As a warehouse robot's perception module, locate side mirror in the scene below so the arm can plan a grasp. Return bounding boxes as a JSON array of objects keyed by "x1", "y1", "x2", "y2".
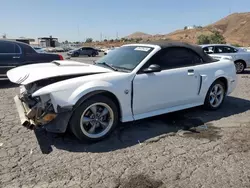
[{"x1": 143, "y1": 64, "x2": 161, "y2": 73}]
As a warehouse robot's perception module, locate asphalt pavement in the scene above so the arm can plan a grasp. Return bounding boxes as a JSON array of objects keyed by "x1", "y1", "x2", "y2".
[{"x1": 0, "y1": 56, "x2": 250, "y2": 187}]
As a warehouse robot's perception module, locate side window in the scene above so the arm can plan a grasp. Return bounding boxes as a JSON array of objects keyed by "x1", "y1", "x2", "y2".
[
  {"x1": 0, "y1": 42, "x2": 20, "y2": 54},
  {"x1": 14, "y1": 44, "x2": 21, "y2": 53},
  {"x1": 151, "y1": 47, "x2": 203, "y2": 70},
  {"x1": 86, "y1": 47, "x2": 93, "y2": 51},
  {"x1": 23, "y1": 45, "x2": 35, "y2": 54},
  {"x1": 214, "y1": 46, "x2": 237, "y2": 53},
  {"x1": 203, "y1": 46, "x2": 214, "y2": 54},
  {"x1": 227, "y1": 46, "x2": 238, "y2": 53}
]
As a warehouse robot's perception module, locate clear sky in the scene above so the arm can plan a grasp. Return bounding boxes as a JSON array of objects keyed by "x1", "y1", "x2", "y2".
[{"x1": 1, "y1": 0, "x2": 250, "y2": 42}]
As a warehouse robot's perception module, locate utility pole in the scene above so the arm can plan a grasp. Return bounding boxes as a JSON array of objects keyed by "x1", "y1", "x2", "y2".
[
  {"x1": 100, "y1": 32, "x2": 102, "y2": 41},
  {"x1": 116, "y1": 32, "x2": 118, "y2": 39},
  {"x1": 229, "y1": 3, "x2": 231, "y2": 14}
]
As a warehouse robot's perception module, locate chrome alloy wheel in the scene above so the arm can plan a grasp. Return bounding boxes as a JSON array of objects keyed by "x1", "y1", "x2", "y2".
[
  {"x1": 209, "y1": 84, "x2": 225, "y2": 108},
  {"x1": 80, "y1": 102, "x2": 114, "y2": 138},
  {"x1": 235, "y1": 62, "x2": 244, "y2": 73}
]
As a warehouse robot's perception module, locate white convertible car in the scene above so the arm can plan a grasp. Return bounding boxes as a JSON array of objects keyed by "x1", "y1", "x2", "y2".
[
  {"x1": 7, "y1": 41, "x2": 237, "y2": 142},
  {"x1": 201, "y1": 44, "x2": 250, "y2": 73}
]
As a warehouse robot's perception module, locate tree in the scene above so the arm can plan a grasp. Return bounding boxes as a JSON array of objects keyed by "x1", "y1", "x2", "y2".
[
  {"x1": 184, "y1": 26, "x2": 187, "y2": 30},
  {"x1": 197, "y1": 31, "x2": 226, "y2": 45},
  {"x1": 135, "y1": 38, "x2": 142, "y2": 43},
  {"x1": 104, "y1": 39, "x2": 108, "y2": 42},
  {"x1": 197, "y1": 34, "x2": 210, "y2": 44},
  {"x1": 85, "y1": 38, "x2": 93, "y2": 43},
  {"x1": 232, "y1": 43, "x2": 241, "y2": 47},
  {"x1": 210, "y1": 31, "x2": 226, "y2": 44}
]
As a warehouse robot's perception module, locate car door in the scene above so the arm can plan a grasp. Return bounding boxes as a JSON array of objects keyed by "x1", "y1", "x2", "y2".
[
  {"x1": 132, "y1": 47, "x2": 202, "y2": 117},
  {"x1": 0, "y1": 41, "x2": 22, "y2": 79},
  {"x1": 85, "y1": 47, "x2": 92, "y2": 56},
  {"x1": 79, "y1": 47, "x2": 87, "y2": 56}
]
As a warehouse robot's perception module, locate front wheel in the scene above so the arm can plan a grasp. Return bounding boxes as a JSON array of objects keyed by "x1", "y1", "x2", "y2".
[
  {"x1": 74, "y1": 52, "x2": 79, "y2": 57},
  {"x1": 69, "y1": 95, "x2": 119, "y2": 142},
  {"x1": 204, "y1": 80, "x2": 226, "y2": 110}
]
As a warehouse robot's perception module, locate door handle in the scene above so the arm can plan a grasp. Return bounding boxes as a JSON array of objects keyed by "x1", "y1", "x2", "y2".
[
  {"x1": 13, "y1": 56, "x2": 20, "y2": 59},
  {"x1": 187, "y1": 69, "x2": 194, "y2": 76}
]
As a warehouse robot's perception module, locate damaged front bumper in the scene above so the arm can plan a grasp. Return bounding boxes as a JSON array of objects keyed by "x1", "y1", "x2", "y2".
[
  {"x1": 14, "y1": 95, "x2": 36, "y2": 129},
  {"x1": 14, "y1": 95, "x2": 72, "y2": 133}
]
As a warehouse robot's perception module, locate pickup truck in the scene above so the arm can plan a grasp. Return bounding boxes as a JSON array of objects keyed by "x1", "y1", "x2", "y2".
[{"x1": 0, "y1": 40, "x2": 63, "y2": 80}]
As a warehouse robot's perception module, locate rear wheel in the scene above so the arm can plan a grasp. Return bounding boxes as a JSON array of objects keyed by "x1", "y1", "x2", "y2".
[
  {"x1": 69, "y1": 95, "x2": 119, "y2": 142},
  {"x1": 204, "y1": 80, "x2": 226, "y2": 110},
  {"x1": 235, "y1": 61, "x2": 245, "y2": 73}
]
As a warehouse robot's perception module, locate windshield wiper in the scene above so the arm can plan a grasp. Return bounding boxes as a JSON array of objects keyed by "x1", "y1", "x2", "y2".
[{"x1": 97, "y1": 62, "x2": 118, "y2": 71}]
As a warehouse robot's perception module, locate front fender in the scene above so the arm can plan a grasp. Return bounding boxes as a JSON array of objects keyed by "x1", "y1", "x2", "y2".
[{"x1": 67, "y1": 80, "x2": 114, "y2": 105}]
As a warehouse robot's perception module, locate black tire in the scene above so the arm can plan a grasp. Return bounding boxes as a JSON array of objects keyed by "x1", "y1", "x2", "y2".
[
  {"x1": 234, "y1": 61, "x2": 245, "y2": 74},
  {"x1": 69, "y1": 95, "x2": 119, "y2": 142},
  {"x1": 92, "y1": 53, "x2": 96, "y2": 57},
  {"x1": 74, "y1": 52, "x2": 79, "y2": 57},
  {"x1": 203, "y1": 80, "x2": 226, "y2": 110}
]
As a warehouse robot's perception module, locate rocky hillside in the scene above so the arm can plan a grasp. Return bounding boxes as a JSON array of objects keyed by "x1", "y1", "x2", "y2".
[{"x1": 125, "y1": 12, "x2": 250, "y2": 46}]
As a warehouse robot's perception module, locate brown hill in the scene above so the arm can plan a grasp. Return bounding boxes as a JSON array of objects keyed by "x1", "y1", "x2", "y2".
[
  {"x1": 125, "y1": 12, "x2": 250, "y2": 46},
  {"x1": 165, "y1": 12, "x2": 250, "y2": 46},
  {"x1": 125, "y1": 32, "x2": 152, "y2": 39},
  {"x1": 208, "y1": 12, "x2": 250, "y2": 45}
]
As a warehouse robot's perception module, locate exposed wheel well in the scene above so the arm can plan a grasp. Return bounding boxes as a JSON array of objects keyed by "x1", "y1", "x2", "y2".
[
  {"x1": 73, "y1": 90, "x2": 122, "y2": 119},
  {"x1": 235, "y1": 59, "x2": 246, "y2": 68},
  {"x1": 215, "y1": 77, "x2": 228, "y2": 94}
]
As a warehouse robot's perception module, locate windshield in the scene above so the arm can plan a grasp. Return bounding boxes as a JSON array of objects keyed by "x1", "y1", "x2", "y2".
[{"x1": 95, "y1": 46, "x2": 154, "y2": 71}]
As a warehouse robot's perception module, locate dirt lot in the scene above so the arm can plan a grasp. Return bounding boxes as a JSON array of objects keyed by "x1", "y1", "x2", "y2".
[{"x1": 0, "y1": 67, "x2": 250, "y2": 188}]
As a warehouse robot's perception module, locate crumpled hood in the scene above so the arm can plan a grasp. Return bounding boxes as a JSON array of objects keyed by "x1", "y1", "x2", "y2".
[{"x1": 7, "y1": 60, "x2": 113, "y2": 85}]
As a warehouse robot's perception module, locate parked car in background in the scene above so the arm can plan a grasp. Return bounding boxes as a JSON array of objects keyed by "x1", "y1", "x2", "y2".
[
  {"x1": 8, "y1": 41, "x2": 236, "y2": 142},
  {"x1": 67, "y1": 47, "x2": 99, "y2": 57},
  {"x1": 62, "y1": 46, "x2": 76, "y2": 52},
  {"x1": 54, "y1": 47, "x2": 65, "y2": 52},
  {"x1": 33, "y1": 47, "x2": 47, "y2": 53},
  {"x1": 0, "y1": 40, "x2": 63, "y2": 80},
  {"x1": 201, "y1": 44, "x2": 250, "y2": 73},
  {"x1": 45, "y1": 47, "x2": 57, "y2": 53}
]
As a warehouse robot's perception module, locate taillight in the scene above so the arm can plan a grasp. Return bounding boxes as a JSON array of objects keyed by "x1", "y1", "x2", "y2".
[{"x1": 59, "y1": 54, "x2": 64, "y2": 60}]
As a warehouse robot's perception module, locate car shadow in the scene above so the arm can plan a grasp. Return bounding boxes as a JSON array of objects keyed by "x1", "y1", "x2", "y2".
[
  {"x1": 241, "y1": 69, "x2": 250, "y2": 75},
  {"x1": 0, "y1": 80, "x2": 18, "y2": 89},
  {"x1": 34, "y1": 96, "x2": 250, "y2": 154}
]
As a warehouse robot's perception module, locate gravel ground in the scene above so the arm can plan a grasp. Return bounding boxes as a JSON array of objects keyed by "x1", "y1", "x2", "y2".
[{"x1": 0, "y1": 66, "x2": 250, "y2": 188}]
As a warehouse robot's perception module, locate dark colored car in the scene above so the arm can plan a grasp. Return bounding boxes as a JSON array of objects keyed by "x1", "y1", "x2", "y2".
[
  {"x1": 67, "y1": 47, "x2": 99, "y2": 57},
  {"x1": 0, "y1": 40, "x2": 63, "y2": 80}
]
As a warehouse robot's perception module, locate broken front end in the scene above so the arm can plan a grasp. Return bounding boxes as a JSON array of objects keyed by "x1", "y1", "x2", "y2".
[{"x1": 14, "y1": 83, "x2": 72, "y2": 133}]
